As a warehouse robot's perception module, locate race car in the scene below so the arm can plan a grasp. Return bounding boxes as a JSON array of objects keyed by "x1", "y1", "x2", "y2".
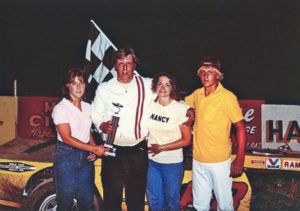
[{"x1": 0, "y1": 138, "x2": 252, "y2": 211}]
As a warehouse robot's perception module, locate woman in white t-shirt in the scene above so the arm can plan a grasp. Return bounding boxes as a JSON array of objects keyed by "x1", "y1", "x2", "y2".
[
  {"x1": 146, "y1": 72, "x2": 192, "y2": 211},
  {"x1": 52, "y1": 68, "x2": 106, "y2": 211}
]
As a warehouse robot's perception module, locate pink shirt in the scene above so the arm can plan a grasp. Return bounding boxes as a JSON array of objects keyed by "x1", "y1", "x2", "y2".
[{"x1": 52, "y1": 98, "x2": 92, "y2": 143}]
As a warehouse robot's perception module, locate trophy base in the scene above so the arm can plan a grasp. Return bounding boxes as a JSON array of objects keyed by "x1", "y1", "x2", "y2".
[
  {"x1": 105, "y1": 151, "x2": 116, "y2": 157},
  {"x1": 104, "y1": 144, "x2": 116, "y2": 157}
]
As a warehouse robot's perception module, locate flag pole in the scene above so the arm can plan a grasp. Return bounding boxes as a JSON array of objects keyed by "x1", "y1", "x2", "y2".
[
  {"x1": 90, "y1": 20, "x2": 118, "y2": 51},
  {"x1": 13, "y1": 79, "x2": 18, "y2": 138},
  {"x1": 14, "y1": 79, "x2": 17, "y2": 97}
]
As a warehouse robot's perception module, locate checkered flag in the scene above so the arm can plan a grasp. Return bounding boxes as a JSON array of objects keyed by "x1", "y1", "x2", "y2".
[{"x1": 85, "y1": 20, "x2": 118, "y2": 102}]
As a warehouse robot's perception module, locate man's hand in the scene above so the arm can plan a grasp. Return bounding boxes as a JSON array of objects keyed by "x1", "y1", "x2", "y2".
[
  {"x1": 100, "y1": 121, "x2": 113, "y2": 133},
  {"x1": 87, "y1": 153, "x2": 97, "y2": 161},
  {"x1": 231, "y1": 120, "x2": 246, "y2": 177},
  {"x1": 183, "y1": 108, "x2": 195, "y2": 127},
  {"x1": 230, "y1": 157, "x2": 244, "y2": 177}
]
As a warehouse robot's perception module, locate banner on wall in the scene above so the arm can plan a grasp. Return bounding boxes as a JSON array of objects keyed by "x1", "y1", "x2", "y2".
[
  {"x1": 14, "y1": 97, "x2": 300, "y2": 150},
  {"x1": 231, "y1": 100, "x2": 265, "y2": 151},
  {"x1": 0, "y1": 97, "x2": 17, "y2": 145},
  {"x1": 17, "y1": 96, "x2": 60, "y2": 140},
  {"x1": 262, "y1": 104, "x2": 300, "y2": 151}
]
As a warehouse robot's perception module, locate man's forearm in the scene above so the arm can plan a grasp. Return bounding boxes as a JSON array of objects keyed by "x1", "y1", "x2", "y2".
[{"x1": 235, "y1": 120, "x2": 246, "y2": 160}]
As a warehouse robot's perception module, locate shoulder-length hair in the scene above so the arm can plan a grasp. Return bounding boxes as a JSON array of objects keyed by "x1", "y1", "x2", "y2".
[
  {"x1": 61, "y1": 68, "x2": 88, "y2": 101},
  {"x1": 151, "y1": 72, "x2": 180, "y2": 101}
]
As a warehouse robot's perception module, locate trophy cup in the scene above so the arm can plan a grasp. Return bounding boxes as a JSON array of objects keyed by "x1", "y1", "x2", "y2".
[{"x1": 104, "y1": 103, "x2": 123, "y2": 157}]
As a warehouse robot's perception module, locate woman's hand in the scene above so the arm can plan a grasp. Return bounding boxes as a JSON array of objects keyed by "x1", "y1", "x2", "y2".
[
  {"x1": 87, "y1": 135, "x2": 98, "y2": 161},
  {"x1": 87, "y1": 153, "x2": 97, "y2": 161},
  {"x1": 149, "y1": 144, "x2": 163, "y2": 157},
  {"x1": 92, "y1": 145, "x2": 107, "y2": 156}
]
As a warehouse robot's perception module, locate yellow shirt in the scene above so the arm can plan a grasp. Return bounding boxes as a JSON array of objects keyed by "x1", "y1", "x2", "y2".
[{"x1": 185, "y1": 83, "x2": 243, "y2": 163}]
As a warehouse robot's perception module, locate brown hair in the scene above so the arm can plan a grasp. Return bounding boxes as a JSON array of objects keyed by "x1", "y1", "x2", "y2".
[
  {"x1": 61, "y1": 68, "x2": 88, "y2": 101},
  {"x1": 151, "y1": 72, "x2": 180, "y2": 101}
]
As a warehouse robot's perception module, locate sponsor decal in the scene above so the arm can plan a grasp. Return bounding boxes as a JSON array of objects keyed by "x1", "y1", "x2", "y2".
[
  {"x1": 282, "y1": 160, "x2": 300, "y2": 170},
  {"x1": 251, "y1": 160, "x2": 265, "y2": 165},
  {"x1": 265, "y1": 158, "x2": 281, "y2": 169},
  {"x1": 0, "y1": 162, "x2": 36, "y2": 172}
]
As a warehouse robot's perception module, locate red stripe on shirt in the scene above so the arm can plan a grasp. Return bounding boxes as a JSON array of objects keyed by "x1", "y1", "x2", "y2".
[
  {"x1": 137, "y1": 76, "x2": 145, "y2": 139},
  {"x1": 135, "y1": 76, "x2": 141, "y2": 140}
]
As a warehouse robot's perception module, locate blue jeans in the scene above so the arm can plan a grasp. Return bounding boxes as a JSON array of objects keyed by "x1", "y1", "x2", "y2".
[
  {"x1": 54, "y1": 141, "x2": 95, "y2": 211},
  {"x1": 146, "y1": 160, "x2": 184, "y2": 211}
]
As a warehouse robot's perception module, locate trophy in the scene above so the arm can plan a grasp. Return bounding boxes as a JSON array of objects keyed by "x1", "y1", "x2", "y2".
[{"x1": 104, "y1": 103, "x2": 123, "y2": 157}]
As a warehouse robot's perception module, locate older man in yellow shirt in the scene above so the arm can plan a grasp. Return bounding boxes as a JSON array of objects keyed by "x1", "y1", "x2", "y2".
[{"x1": 185, "y1": 57, "x2": 246, "y2": 211}]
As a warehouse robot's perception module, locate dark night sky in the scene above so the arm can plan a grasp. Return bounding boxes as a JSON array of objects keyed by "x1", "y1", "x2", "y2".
[{"x1": 1, "y1": 0, "x2": 300, "y2": 104}]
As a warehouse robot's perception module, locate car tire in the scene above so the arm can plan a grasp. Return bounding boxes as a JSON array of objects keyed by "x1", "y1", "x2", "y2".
[
  {"x1": 23, "y1": 182, "x2": 60, "y2": 211},
  {"x1": 23, "y1": 182, "x2": 102, "y2": 211}
]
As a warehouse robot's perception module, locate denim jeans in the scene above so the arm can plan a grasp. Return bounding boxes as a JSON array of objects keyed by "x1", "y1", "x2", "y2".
[
  {"x1": 146, "y1": 160, "x2": 184, "y2": 211},
  {"x1": 54, "y1": 141, "x2": 95, "y2": 211}
]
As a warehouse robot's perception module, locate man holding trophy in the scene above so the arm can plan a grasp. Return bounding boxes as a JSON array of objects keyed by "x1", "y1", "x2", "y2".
[{"x1": 91, "y1": 48, "x2": 155, "y2": 211}]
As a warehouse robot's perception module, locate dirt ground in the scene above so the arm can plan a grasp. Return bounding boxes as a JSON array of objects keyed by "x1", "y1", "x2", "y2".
[
  {"x1": 247, "y1": 169, "x2": 300, "y2": 211},
  {"x1": 0, "y1": 206, "x2": 18, "y2": 211}
]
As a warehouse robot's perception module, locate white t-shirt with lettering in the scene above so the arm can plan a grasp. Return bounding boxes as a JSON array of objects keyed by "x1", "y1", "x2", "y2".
[{"x1": 147, "y1": 100, "x2": 188, "y2": 164}]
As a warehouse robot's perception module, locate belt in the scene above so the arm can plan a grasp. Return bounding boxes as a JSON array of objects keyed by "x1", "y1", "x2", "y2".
[{"x1": 114, "y1": 140, "x2": 148, "y2": 153}]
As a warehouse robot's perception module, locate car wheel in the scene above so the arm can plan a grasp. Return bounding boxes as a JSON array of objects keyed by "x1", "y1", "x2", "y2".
[
  {"x1": 23, "y1": 182, "x2": 78, "y2": 211},
  {"x1": 38, "y1": 193, "x2": 57, "y2": 211}
]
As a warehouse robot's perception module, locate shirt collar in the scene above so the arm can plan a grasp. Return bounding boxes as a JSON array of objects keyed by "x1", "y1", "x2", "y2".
[
  {"x1": 200, "y1": 82, "x2": 224, "y2": 97},
  {"x1": 62, "y1": 97, "x2": 84, "y2": 110}
]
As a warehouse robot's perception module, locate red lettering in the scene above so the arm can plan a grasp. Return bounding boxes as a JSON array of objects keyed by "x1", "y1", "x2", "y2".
[
  {"x1": 283, "y1": 121, "x2": 300, "y2": 143},
  {"x1": 266, "y1": 120, "x2": 283, "y2": 143},
  {"x1": 284, "y1": 161, "x2": 289, "y2": 168},
  {"x1": 266, "y1": 120, "x2": 300, "y2": 144}
]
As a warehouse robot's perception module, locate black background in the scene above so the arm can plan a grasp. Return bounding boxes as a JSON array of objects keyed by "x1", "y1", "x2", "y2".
[{"x1": 1, "y1": 0, "x2": 300, "y2": 104}]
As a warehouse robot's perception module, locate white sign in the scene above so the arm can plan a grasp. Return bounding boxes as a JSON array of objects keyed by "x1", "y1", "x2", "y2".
[
  {"x1": 262, "y1": 104, "x2": 300, "y2": 151},
  {"x1": 282, "y1": 160, "x2": 300, "y2": 171}
]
